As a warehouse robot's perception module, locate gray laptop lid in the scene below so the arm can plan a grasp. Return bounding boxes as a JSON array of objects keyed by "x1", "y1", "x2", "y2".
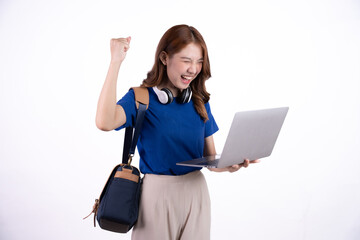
[
  {"x1": 176, "y1": 107, "x2": 289, "y2": 168},
  {"x1": 216, "y1": 107, "x2": 289, "y2": 168}
]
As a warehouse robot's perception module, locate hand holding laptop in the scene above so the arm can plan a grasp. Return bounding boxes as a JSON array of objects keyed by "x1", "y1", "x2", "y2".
[{"x1": 208, "y1": 158, "x2": 261, "y2": 173}]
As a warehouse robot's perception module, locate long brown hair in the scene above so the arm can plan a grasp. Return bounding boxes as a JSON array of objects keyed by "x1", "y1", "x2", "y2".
[{"x1": 141, "y1": 24, "x2": 211, "y2": 121}]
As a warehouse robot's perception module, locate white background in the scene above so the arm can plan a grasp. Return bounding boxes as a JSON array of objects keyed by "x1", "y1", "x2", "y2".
[{"x1": 1, "y1": 0, "x2": 359, "y2": 239}]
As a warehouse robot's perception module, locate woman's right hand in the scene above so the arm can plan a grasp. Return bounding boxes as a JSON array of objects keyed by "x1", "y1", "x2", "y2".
[
  {"x1": 110, "y1": 37, "x2": 131, "y2": 64},
  {"x1": 96, "y1": 37, "x2": 130, "y2": 131}
]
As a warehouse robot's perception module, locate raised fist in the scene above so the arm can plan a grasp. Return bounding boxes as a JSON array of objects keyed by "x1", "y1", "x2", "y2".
[{"x1": 110, "y1": 37, "x2": 131, "y2": 64}]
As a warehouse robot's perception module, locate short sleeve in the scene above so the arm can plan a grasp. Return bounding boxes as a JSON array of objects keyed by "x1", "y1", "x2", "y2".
[
  {"x1": 204, "y1": 102, "x2": 219, "y2": 137},
  {"x1": 114, "y1": 89, "x2": 137, "y2": 131}
]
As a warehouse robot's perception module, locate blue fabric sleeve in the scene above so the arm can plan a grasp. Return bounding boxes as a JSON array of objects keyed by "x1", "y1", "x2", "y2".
[
  {"x1": 204, "y1": 102, "x2": 219, "y2": 137},
  {"x1": 114, "y1": 89, "x2": 137, "y2": 131}
]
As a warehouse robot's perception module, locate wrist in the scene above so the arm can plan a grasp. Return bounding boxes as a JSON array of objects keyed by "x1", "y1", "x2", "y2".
[{"x1": 109, "y1": 60, "x2": 122, "y2": 68}]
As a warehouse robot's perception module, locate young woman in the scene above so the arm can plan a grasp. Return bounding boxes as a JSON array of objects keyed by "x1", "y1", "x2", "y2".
[{"x1": 96, "y1": 24, "x2": 259, "y2": 240}]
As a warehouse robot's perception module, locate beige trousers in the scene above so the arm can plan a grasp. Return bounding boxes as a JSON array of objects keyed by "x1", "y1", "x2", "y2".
[{"x1": 131, "y1": 171, "x2": 211, "y2": 240}]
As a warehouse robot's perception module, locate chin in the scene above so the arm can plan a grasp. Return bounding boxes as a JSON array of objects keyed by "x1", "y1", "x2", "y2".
[{"x1": 178, "y1": 82, "x2": 191, "y2": 90}]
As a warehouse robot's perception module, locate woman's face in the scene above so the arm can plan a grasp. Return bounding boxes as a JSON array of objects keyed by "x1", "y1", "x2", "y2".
[{"x1": 163, "y1": 43, "x2": 203, "y2": 94}]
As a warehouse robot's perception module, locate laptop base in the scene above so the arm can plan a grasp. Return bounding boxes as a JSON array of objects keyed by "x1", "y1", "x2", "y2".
[{"x1": 176, "y1": 155, "x2": 220, "y2": 168}]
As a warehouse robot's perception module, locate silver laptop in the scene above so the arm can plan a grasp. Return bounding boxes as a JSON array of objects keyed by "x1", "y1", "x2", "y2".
[{"x1": 176, "y1": 107, "x2": 289, "y2": 168}]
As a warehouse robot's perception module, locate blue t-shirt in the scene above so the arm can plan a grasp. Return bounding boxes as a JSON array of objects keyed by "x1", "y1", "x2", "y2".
[{"x1": 116, "y1": 87, "x2": 219, "y2": 175}]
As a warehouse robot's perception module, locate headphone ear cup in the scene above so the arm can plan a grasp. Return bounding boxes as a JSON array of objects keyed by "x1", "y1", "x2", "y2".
[
  {"x1": 178, "y1": 87, "x2": 192, "y2": 104},
  {"x1": 153, "y1": 86, "x2": 173, "y2": 104},
  {"x1": 160, "y1": 88, "x2": 174, "y2": 104}
]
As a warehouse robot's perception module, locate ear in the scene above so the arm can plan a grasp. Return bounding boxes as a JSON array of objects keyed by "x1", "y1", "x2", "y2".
[{"x1": 159, "y1": 51, "x2": 168, "y2": 65}]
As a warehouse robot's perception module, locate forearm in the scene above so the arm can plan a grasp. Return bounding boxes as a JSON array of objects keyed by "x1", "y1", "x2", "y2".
[
  {"x1": 203, "y1": 136, "x2": 225, "y2": 172},
  {"x1": 203, "y1": 135, "x2": 217, "y2": 157},
  {"x1": 96, "y1": 61, "x2": 122, "y2": 131}
]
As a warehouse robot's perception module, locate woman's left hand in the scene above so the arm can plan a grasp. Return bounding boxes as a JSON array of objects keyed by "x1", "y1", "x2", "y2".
[{"x1": 209, "y1": 159, "x2": 261, "y2": 173}]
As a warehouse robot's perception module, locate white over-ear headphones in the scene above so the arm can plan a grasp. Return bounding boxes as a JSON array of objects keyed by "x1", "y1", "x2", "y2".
[{"x1": 153, "y1": 86, "x2": 192, "y2": 104}]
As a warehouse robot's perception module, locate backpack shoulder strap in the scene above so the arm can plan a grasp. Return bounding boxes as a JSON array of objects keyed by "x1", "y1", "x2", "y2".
[
  {"x1": 122, "y1": 87, "x2": 149, "y2": 165},
  {"x1": 131, "y1": 87, "x2": 149, "y2": 110}
]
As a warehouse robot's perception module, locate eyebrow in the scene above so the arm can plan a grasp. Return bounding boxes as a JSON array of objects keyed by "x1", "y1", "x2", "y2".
[{"x1": 180, "y1": 57, "x2": 204, "y2": 61}]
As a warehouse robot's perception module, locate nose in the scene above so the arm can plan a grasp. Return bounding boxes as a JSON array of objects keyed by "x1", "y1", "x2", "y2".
[{"x1": 187, "y1": 62, "x2": 197, "y2": 74}]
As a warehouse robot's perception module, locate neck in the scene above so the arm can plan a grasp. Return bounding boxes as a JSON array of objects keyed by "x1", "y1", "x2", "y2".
[{"x1": 158, "y1": 82, "x2": 180, "y2": 97}]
